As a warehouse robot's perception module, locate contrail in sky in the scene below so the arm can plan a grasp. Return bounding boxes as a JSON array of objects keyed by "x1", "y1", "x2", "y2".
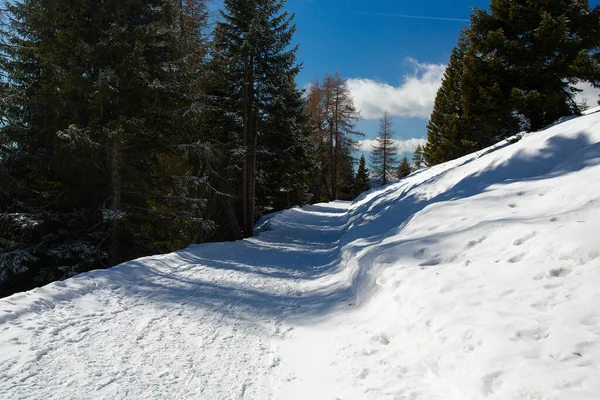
[{"x1": 342, "y1": 12, "x2": 470, "y2": 22}]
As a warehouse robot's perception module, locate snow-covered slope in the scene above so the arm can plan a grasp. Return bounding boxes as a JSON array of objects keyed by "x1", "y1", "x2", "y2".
[{"x1": 2, "y1": 109, "x2": 600, "y2": 399}]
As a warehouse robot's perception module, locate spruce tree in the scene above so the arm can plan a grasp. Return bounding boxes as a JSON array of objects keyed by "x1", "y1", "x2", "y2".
[
  {"x1": 370, "y1": 111, "x2": 398, "y2": 186},
  {"x1": 470, "y1": 0, "x2": 600, "y2": 131},
  {"x1": 0, "y1": 0, "x2": 211, "y2": 295},
  {"x1": 211, "y1": 0, "x2": 309, "y2": 237},
  {"x1": 397, "y1": 156, "x2": 412, "y2": 179},
  {"x1": 353, "y1": 154, "x2": 370, "y2": 197},
  {"x1": 424, "y1": 30, "x2": 469, "y2": 166}
]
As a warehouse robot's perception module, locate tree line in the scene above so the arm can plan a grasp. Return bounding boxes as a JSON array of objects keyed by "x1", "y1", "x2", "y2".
[
  {"x1": 425, "y1": 0, "x2": 600, "y2": 166},
  {"x1": 0, "y1": 0, "x2": 370, "y2": 296}
]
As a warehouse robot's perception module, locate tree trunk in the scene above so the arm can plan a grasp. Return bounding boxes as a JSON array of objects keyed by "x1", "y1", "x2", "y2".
[
  {"x1": 225, "y1": 198, "x2": 243, "y2": 240},
  {"x1": 108, "y1": 138, "x2": 121, "y2": 266},
  {"x1": 329, "y1": 125, "x2": 335, "y2": 201},
  {"x1": 242, "y1": 55, "x2": 256, "y2": 238}
]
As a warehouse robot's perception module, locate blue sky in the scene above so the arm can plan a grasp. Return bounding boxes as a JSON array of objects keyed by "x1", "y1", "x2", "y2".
[{"x1": 283, "y1": 0, "x2": 600, "y2": 156}]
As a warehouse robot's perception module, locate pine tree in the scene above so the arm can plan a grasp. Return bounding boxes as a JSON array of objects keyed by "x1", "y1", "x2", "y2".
[
  {"x1": 370, "y1": 111, "x2": 398, "y2": 186},
  {"x1": 470, "y1": 0, "x2": 600, "y2": 131},
  {"x1": 412, "y1": 145, "x2": 425, "y2": 171},
  {"x1": 353, "y1": 154, "x2": 370, "y2": 197},
  {"x1": 396, "y1": 156, "x2": 412, "y2": 179}
]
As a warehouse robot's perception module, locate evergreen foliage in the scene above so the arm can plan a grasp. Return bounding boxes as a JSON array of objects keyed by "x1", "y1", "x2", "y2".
[
  {"x1": 209, "y1": 0, "x2": 310, "y2": 238},
  {"x1": 396, "y1": 156, "x2": 412, "y2": 179},
  {"x1": 353, "y1": 154, "x2": 370, "y2": 197},
  {"x1": 0, "y1": 0, "x2": 213, "y2": 296},
  {"x1": 425, "y1": 0, "x2": 600, "y2": 166},
  {"x1": 370, "y1": 111, "x2": 398, "y2": 187},
  {"x1": 470, "y1": 0, "x2": 600, "y2": 132}
]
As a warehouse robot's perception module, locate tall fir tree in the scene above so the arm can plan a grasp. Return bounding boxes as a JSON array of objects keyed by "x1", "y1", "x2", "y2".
[
  {"x1": 353, "y1": 154, "x2": 370, "y2": 197},
  {"x1": 470, "y1": 0, "x2": 600, "y2": 131},
  {"x1": 210, "y1": 0, "x2": 310, "y2": 237},
  {"x1": 424, "y1": 30, "x2": 469, "y2": 166},
  {"x1": 370, "y1": 111, "x2": 398, "y2": 186},
  {"x1": 396, "y1": 156, "x2": 412, "y2": 179},
  {"x1": 0, "y1": 0, "x2": 211, "y2": 296}
]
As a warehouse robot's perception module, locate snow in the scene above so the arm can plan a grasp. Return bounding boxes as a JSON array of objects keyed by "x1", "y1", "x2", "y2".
[{"x1": 2, "y1": 108, "x2": 600, "y2": 399}]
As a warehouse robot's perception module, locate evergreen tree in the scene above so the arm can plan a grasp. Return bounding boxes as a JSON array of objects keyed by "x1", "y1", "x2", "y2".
[
  {"x1": 0, "y1": 0, "x2": 211, "y2": 295},
  {"x1": 396, "y1": 156, "x2": 412, "y2": 179},
  {"x1": 412, "y1": 145, "x2": 425, "y2": 171},
  {"x1": 353, "y1": 154, "x2": 370, "y2": 197},
  {"x1": 470, "y1": 0, "x2": 600, "y2": 131},
  {"x1": 424, "y1": 30, "x2": 469, "y2": 166},
  {"x1": 211, "y1": 0, "x2": 309, "y2": 237},
  {"x1": 424, "y1": 29, "x2": 517, "y2": 166},
  {"x1": 370, "y1": 111, "x2": 398, "y2": 186}
]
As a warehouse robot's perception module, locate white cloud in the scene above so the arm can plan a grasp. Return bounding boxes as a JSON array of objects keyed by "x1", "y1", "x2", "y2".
[
  {"x1": 355, "y1": 138, "x2": 427, "y2": 154},
  {"x1": 574, "y1": 81, "x2": 600, "y2": 108},
  {"x1": 347, "y1": 59, "x2": 446, "y2": 120}
]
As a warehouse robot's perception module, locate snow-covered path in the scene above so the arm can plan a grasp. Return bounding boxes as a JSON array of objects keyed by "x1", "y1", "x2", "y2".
[
  {"x1": 0, "y1": 201, "x2": 357, "y2": 399},
  {"x1": 2, "y1": 109, "x2": 600, "y2": 400}
]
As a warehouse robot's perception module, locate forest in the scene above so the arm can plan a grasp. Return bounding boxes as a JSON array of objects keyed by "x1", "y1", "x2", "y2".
[{"x1": 1, "y1": 0, "x2": 599, "y2": 297}]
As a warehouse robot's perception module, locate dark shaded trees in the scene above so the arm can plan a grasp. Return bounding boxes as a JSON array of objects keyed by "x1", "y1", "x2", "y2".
[
  {"x1": 425, "y1": 0, "x2": 600, "y2": 166},
  {"x1": 0, "y1": 0, "x2": 211, "y2": 295},
  {"x1": 210, "y1": 0, "x2": 310, "y2": 237},
  {"x1": 396, "y1": 156, "x2": 412, "y2": 179},
  {"x1": 470, "y1": 0, "x2": 600, "y2": 132},
  {"x1": 353, "y1": 154, "x2": 370, "y2": 197},
  {"x1": 412, "y1": 145, "x2": 425, "y2": 171}
]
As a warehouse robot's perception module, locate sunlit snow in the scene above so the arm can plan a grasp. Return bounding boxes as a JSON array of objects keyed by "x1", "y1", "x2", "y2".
[{"x1": 2, "y1": 108, "x2": 600, "y2": 399}]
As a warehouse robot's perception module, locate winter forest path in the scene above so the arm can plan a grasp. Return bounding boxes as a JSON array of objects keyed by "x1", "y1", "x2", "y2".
[
  {"x1": 3, "y1": 109, "x2": 600, "y2": 400},
  {"x1": 0, "y1": 201, "x2": 359, "y2": 400}
]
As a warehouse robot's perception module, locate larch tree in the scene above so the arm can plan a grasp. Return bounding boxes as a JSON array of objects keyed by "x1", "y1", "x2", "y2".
[
  {"x1": 306, "y1": 73, "x2": 362, "y2": 201},
  {"x1": 370, "y1": 111, "x2": 398, "y2": 186},
  {"x1": 412, "y1": 145, "x2": 425, "y2": 171}
]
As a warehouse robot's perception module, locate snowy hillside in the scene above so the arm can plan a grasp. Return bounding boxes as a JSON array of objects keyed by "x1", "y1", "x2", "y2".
[{"x1": 2, "y1": 109, "x2": 600, "y2": 400}]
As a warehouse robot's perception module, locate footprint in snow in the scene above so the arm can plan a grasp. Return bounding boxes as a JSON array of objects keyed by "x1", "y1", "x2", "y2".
[
  {"x1": 481, "y1": 371, "x2": 503, "y2": 395},
  {"x1": 419, "y1": 258, "x2": 441, "y2": 267},
  {"x1": 507, "y1": 253, "x2": 525, "y2": 263},
  {"x1": 512, "y1": 327, "x2": 550, "y2": 342},
  {"x1": 413, "y1": 248, "x2": 428, "y2": 259},
  {"x1": 467, "y1": 235, "x2": 487, "y2": 248},
  {"x1": 371, "y1": 333, "x2": 390, "y2": 346},
  {"x1": 513, "y1": 231, "x2": 537, "y2": 246}
]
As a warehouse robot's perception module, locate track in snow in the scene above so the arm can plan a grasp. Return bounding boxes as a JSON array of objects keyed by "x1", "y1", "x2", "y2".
[
  {"x1": 0, "y1": 202, "x2": 356, "y2": 400},
  {"x1": 2, "y1": 109, "x2": 600, "y2": 400}
]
